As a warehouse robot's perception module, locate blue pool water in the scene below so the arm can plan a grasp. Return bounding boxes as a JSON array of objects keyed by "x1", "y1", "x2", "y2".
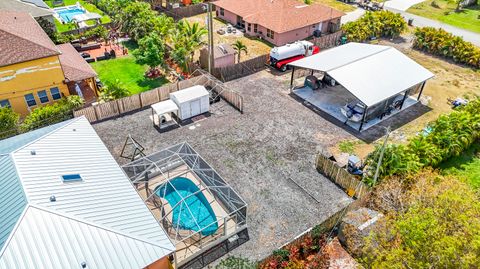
[
  {"x1": 56, "y1": 8, "x2": 85, "y2": 23},
  {"x1": 155, "y1": 177, "x2": 219, "y2": 236}
]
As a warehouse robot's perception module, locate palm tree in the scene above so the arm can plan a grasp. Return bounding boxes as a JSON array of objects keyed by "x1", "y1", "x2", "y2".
[{"x1": 232, "y1": 40, "x2": 248, "y2": 63}]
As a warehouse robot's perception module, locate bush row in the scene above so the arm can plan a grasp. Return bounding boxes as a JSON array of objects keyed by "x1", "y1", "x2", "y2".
[
  {"x1": 0, "y1": 96, "x2": 84, "y2": 139},
  {"x1": 364, "y1": 98, "x2": 480, "y2": 185},
  {"x1": 341, "y1": 11, "x2": 407, "y2": 42},
  {"x1": 413, "y1": 27, "x2": 480, "y2": 69}
]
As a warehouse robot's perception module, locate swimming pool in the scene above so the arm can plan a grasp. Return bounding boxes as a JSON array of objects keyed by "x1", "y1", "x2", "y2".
[
  {"x1": 54, "y1": 6, "x2": 86, "y2": 23},
  {"x1": 155, "y1": 177, "x2": 219, "y2": 236}
]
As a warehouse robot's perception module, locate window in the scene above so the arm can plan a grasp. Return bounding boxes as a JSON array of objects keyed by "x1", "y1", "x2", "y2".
[
  {"x1": 38, "y1": 90, "x2": 49, "y2": 103},
  {"x1": 266, "y1": 29, "x2": 274, "y2": 39},
  {"x1": 24, "y1": 93, "x2": 36, "y2": 107},
  {"x1": 0, "y1": 99, "x2": 10, "y2": 108},
  {"x1": 247, "y1": 23, "x2": 251, "y2": 32},
  {"x1": 50, "y1": 87, "x2": 61, "y2": 100},
  {"x1": 254, "y1": 24, "x2": 258, "y2": 33},
  {"x1": 220, "y1": 8, "x2": 224, "y2": 16},
  {"x1": 62, "y1": 174, "x2": 83, "y2": 182}
]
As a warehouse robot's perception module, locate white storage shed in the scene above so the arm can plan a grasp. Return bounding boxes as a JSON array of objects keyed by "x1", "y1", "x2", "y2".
[{"x1": 169, "y1": 85, "x2": 210, "y2": 120}]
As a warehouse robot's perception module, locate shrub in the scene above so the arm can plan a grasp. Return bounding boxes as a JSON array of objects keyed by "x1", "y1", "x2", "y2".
[
  {"x1": 413, "y1": 27, "x2": 480, "y2": 68},
  {"x1": 364, "y1": 98, "x2": 480, "y2": 184},
  {"x1": 0, "y1": 107, "x2": 20, "y2": 139},
  {"x1": 342, "y1": 11, "x2": 407, "y2": 42},
  {"x1": 21, "y1": 96, "x2": 84, "y2": 132},
  {"x1": 362, "y1": 171, "x2": 480, "y2": 268},
  {"x1": 215, "y1": 256, "x2": 256, "y2": 269},
  {"x1": 98, "y1": 79, "x2": 129, "y2": 102}
]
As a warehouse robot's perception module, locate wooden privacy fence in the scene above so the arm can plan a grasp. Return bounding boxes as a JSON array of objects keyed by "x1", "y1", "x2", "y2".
[
  {"x1": 74, "y1": 72, "x2": 243, "y2": 122},
  {"x1": 316, "y1": 154, "x2": 369, "y2": 199},
  {"x1": 312, "y1": 31, "x2": 344, "y2": 50},
  {"x1": 157, "y1": 4, "x2": 207, "y2": 20},
  {"x1": 213, "y1": 54, "x2": 268, "y2": 82}
]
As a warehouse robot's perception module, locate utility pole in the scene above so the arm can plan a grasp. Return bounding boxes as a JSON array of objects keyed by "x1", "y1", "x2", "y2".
[
  {"x1": 207, "y1": 2, "x2": 214, "y2": 74},
  {"x1": 373, "y1": 126, "x2": 391, "y2": 186}
]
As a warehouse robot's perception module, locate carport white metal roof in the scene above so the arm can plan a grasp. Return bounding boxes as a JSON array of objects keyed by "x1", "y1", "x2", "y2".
[{"x1": 288, "y1": 43, "x2": 434, "y2": 106}]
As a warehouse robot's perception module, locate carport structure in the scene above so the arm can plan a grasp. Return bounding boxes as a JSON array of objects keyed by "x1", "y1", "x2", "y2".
[{"x1": 288, "y1": 43, "x2": 434, "y2": 131}]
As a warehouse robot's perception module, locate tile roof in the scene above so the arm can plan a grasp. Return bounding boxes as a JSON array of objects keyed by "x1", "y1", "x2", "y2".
[
  {"x1": 214, "y1": 0, "x2": 345, "y2": 33},
  {"x1": 0, "y1": 11, "x2": 59, "y2": 67},
  {"x1": 57, "y1": 43, "x2": 97, "y2": 82},
  {"x1": 0, "y1": 0, "x2": 53, "y2": 18}
]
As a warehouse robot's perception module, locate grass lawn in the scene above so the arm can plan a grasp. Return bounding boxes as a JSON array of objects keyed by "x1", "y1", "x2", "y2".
[
  {"x1": 309, "y1": 0, "x2": 356, "y2": 12},
  {"x1": 408, "y1": 0, "x2": 480, "y2": 33},
  {"x1": 45, "y1": 0, "x2": 111, "y2": 33},
  {"x1": 90, "y1": 56, "x2": 169, "y2": 95},
  {"x1": 440, "y1": 143, "x2": 480, "y2": 189}
]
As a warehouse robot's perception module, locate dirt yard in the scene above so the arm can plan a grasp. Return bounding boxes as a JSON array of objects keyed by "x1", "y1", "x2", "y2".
[
  {"x1": 93, "y1": 70, "x2": 353, "y2": 264},
  {"x1": 185, "y1": 14, "x2": 273, "y2": 61}
]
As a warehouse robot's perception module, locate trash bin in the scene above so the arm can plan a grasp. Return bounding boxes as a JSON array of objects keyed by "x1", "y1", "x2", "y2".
[
  {"x1": 408, "y1": 18, "x2": 414, "y2": 26},
  {"x1": 341, "y1": 36, "x2": 347, "y2": 45}
]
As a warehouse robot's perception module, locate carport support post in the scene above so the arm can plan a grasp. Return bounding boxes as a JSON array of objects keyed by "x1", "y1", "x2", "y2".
[
  {"x1": 417, "y1": 81, "x2": 426, "y2": 101},
  {"x1": 290, "y1": 66, "x2": 295, "y2": 90},
  {"x1": 400, "y1": 89, "x2": 409, "y2": 110},
  {"x1": 359, "y1": 106, "x2": 368, "y2": 131}
]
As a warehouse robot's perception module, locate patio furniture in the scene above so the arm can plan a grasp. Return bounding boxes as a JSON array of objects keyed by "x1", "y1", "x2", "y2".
[
  {"x1": 85, "y1": 57, "x2": 95, "y2": 63},
  {"x1": 304, "y1": 75, "x2": 323, "y2": 90},
  {"x1": 341, "y1": 102, "x2": 365, "y2": 123}
]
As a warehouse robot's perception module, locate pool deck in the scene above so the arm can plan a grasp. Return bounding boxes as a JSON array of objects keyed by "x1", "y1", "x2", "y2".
[{"x1": 134, "y1": 166, "x2": 238, "y2": 265}]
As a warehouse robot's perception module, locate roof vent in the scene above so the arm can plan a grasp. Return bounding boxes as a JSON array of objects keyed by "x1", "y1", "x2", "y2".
[
  {"x1": 73, "y1": 128, "x2": 76, "y2": 132},
  {"x1": 81, "y1": 262, "x2": 87, "y2": 268},
  {"x1": 50, "y1": 195, "x2": 56, "y2": 202},
  {"x1": 30, "y1": 150, "x2": 36, "y2": 155}
]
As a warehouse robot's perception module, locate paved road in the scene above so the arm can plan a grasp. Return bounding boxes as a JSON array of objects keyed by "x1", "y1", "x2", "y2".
[
  {"x1": 341, "y1": 5, "x2": 480, "y2": 47},
  {"x1": 385, "y1": 7, "x2": 480, "y2": 46},
  {"x1": 384, "y1": 0, "x2": 425, "y2": 11}
]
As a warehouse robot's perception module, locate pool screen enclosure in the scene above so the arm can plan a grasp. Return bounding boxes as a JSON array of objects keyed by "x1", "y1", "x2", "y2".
[{"x1": 122, "y1": 142, "x2": 247, "y2": 266}]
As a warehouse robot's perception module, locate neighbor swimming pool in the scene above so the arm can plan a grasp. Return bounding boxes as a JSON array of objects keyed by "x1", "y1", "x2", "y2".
[
  {"x1": 54, "y1": 6, "x2": 86, "y2": 23},
  {"x1": 155, "y1": 177, "x2": 219, "y2": 236}
]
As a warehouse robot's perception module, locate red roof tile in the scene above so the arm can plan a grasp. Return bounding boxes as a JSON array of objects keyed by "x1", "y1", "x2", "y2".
[
  {"x1": 0, "y1": 11, "x2": 60, "y2": 67},
  {"x1": 56, "y1": 43, "x2": 97, "y2": 82},
  {"x1": 213, "y1": 0, "x2": 345, "y2": 33}
]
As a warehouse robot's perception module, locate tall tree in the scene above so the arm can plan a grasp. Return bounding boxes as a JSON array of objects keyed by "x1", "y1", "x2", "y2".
[
  {"x1": 232, "y1": 40, "x2": 248, "y2": 63},
  {"x1": 133, "y1": 32, "x2": 166, "y2": 72}
]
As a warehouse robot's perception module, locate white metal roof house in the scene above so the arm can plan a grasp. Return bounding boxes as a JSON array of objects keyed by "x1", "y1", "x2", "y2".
[
  {"x1": 288, "y1": 43, "x2": 434, "y2": 131},
  {"x1": 0, "y1": 117, "x2": 175, "y2": 269}
]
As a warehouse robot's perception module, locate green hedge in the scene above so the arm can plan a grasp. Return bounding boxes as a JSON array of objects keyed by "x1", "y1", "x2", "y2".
[
  {"x1": 0, "y1": 107, "x2": 20, "y2": 139},
  {"x1": 20, "y1": 96, "x2": 84, "y2": 132},
  {"x1": 413, "y1": 27, "x2": 480, "y2": 69},
  {"x1": 342, "y1": 11, "x2": 407, "y2": 42},
  {"x1": 364, "y1": 98, "x2": 480, "y2": 185}
]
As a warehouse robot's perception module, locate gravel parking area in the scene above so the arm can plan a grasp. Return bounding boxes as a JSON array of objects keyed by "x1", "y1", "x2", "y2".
[{"x1": 93, "y1": 70, "x2": 353, "y2": 263}]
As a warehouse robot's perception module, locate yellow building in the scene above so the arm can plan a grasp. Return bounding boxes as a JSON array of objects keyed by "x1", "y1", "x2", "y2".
[{"x1": 0, "y1": 11, "x2": 98, "y2": 116}]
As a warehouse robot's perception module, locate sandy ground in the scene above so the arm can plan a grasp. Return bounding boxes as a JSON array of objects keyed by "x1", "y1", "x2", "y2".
[
  {"x1": 185, "y1": 14, "x2": 272, "y2": 62},
  {"x1": 93, "y1": 70, "x2": 353, "y2": 265}
]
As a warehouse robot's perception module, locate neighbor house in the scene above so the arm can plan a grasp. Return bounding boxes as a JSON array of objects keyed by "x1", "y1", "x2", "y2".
[
  {"x1": 0, "y1": 0, "x2": 55, "y2": 25},
  {"x1": 213, "y1": 0, "x2": 345, "y2": 46},
  {"x1": 0, "y1": 116, "x2": 176, "y2": 269},
  {"x1": 0, "y1": 11, "x2": 97, "y2": 115}
]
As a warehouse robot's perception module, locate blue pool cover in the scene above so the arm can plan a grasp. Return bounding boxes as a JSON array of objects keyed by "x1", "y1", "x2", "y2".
[
  {"x1": 155, "y1": 177, "x2": 219, "y2": 236},
  {"x1": 56, "y1": 8, "x2": 85, "y2": 23}
]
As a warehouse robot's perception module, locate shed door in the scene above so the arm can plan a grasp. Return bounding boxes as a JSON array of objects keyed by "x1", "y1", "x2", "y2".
[{"x1": 190, "y1": 99, "x2": 201, "y2": 116}]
